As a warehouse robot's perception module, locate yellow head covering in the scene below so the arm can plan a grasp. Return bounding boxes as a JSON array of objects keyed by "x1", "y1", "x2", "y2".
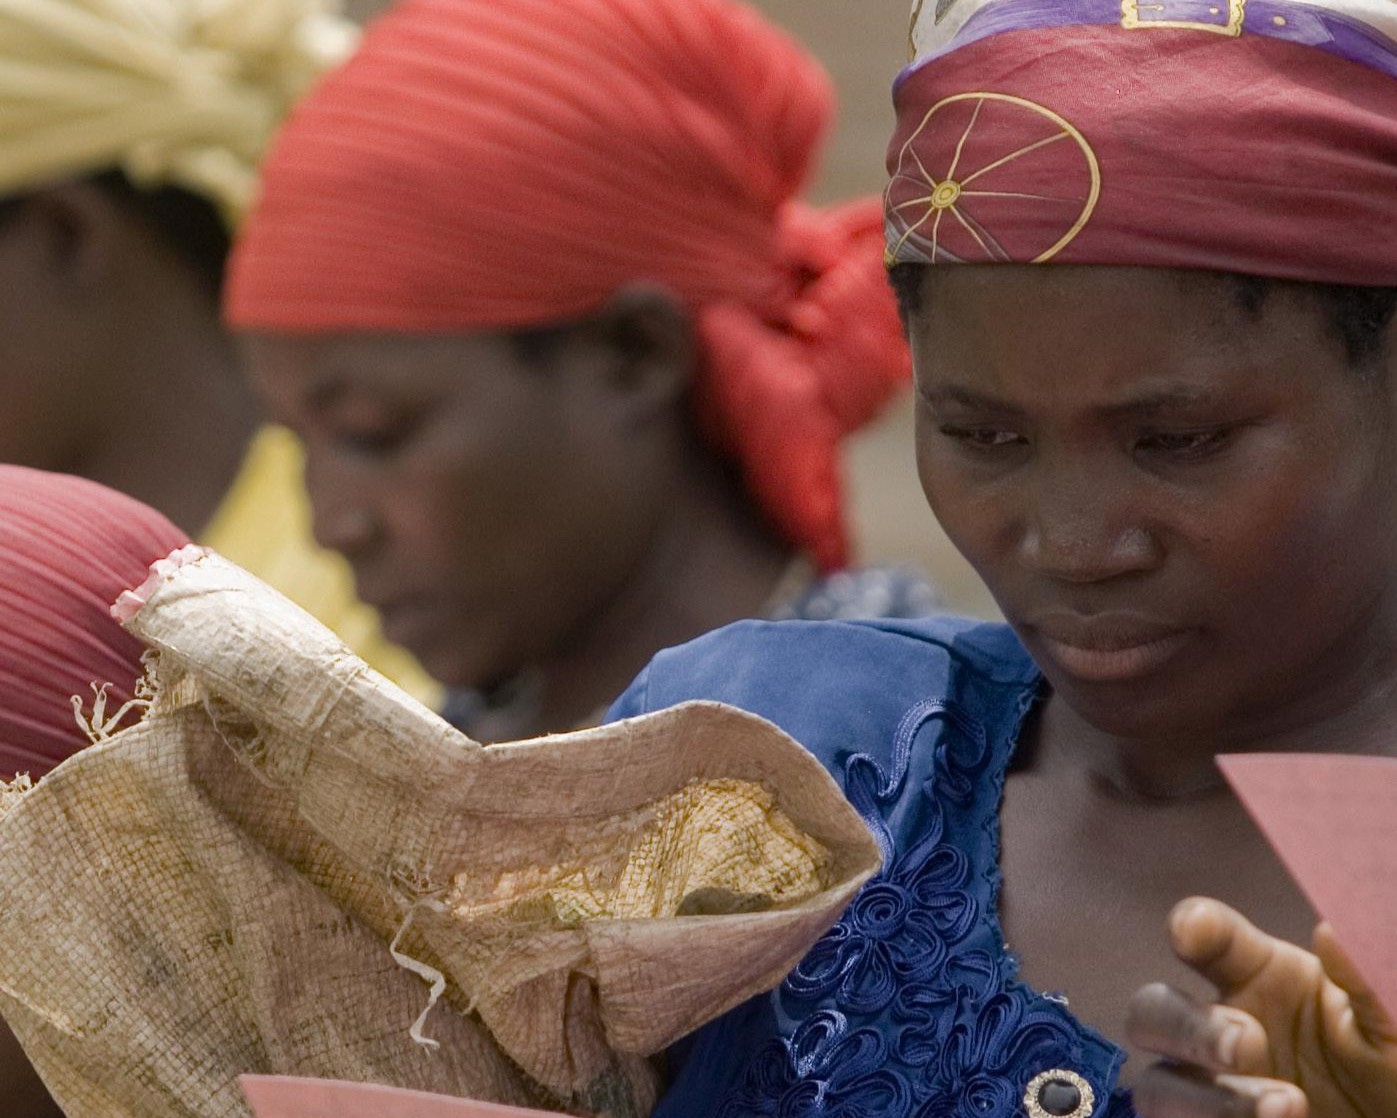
[{"x1": 0, "y1": 0, "x2": 355, "y2": 223}]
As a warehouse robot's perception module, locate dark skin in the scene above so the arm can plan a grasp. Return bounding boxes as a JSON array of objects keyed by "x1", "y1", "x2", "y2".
[
  {"x1": 0, "y1": 182, "x2": 256, "y2": 534},
  {"x1": 244, "y1": 288, "x2": 795, "y2": 739},
  {"x1": 0, "y1": 1026, "x2": 62, "y2": 1118},
  {"x1": 908, "y1": 265, "x2": 1397, "y2": 1115}
]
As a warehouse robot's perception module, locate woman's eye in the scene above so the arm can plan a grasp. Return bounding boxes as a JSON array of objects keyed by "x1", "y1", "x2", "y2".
[
  {"x1": 335, "y1": 419, "x2": 416, "y2": 456},
  {"x1": 1137, "y1": 428, "x2": 1233, "y2": 459},
  {"x1": 939, "y1": 424, "x2": 1024, "y2": 450}
]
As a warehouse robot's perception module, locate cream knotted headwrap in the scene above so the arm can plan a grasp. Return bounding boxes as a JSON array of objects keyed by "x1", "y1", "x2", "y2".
[{"x1": 0, "y1": 0, "x2": 356, "y2": 224}]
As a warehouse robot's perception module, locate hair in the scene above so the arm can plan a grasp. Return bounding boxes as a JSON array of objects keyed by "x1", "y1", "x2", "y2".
[
  {"x1": 89, "y1": 170, "x2": 231, "y2": 295},
  {"x1": 510, "y1": 321, "x2": 575, "y2": 365},
  {"x1": 885, "y1": 262, "x2": 923, "y2": 331},
  {"x1": 0, "y1": 169, "x2": 230, "y2": 296},
  {"x1": 1230, "y1": 274, "x2": 1397, "y2": 370},
  {"x1": 888, "y1": 262, "x2": 1397, "y2": 370}
]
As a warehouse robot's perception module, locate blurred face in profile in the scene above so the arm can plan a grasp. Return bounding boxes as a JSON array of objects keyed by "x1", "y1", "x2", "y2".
[
  {"x1": 245, "y1": 325, "x2": 682, "y2": 691},
  {"x1": 0, "y1": 196, "x2": 112, "y2": 472},
  {"x1": 0, "y1": 182, "x2": 233, "y2": 497},
  {"x1": 906, "y1": 264, "x2": 1397, "y2": 743}
]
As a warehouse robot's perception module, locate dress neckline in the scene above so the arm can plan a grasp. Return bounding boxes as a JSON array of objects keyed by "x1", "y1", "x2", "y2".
[{"x1": 989, "y1": 676, "x2": 1132, "y2": 1104}]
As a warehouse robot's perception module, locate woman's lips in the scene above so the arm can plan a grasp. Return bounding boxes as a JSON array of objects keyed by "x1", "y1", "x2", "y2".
[{"x1": 1028, "y1": 616, "x2": 1196, "y2": 683}]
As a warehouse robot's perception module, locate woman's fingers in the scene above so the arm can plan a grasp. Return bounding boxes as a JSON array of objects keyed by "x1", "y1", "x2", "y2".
[
  {"x1": 1128, "y1": 982, "x2": 1272, "y2": 1075},
  {"x1": 1134, "y1": 1064, "x2": 1308, "y2": 1118},
  {"x1": 1168, "y1": 898, "x2": 1279, "y2": 996},
  {"x1": 1312, "y1": 922, "x2": 1397, "y2": 1047}
]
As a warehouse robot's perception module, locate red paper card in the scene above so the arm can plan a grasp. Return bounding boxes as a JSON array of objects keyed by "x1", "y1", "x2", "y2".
[
  {"x1": 1217, "y1": 752, "x2": 1397, "y2": 1021},
  {"x1": 239, "y1": 1076, "x2": 563, "y2": 1118}
]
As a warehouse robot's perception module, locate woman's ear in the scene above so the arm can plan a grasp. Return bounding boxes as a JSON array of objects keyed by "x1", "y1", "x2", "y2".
[
  {"x1": 11, "y1": 181, "x2": 128, "y2": 301},
  {"x1": 581, "y1": 282, "x2": 697, "y2": 418}
]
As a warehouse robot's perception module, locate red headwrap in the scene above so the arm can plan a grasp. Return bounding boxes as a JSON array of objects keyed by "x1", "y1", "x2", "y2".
[
  {"x1": 225, "y1": 0, "x2": 910, "y2": 570},
  {"x1": 0, "y1": 467, "x2": 190, "y2": 780}
]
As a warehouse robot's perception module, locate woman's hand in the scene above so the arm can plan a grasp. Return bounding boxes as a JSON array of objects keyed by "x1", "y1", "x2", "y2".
[{"x1": 1127, "y1": 897, "x2": 1397, "y2": 1118}]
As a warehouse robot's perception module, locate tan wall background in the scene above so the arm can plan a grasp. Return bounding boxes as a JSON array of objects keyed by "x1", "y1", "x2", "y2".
[{"x1": 342, "y1": 0, "x2": 998, "y2": 616}]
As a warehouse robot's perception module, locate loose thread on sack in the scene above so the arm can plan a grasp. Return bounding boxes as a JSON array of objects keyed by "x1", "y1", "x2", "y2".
[
  {"x1": 0, "y1": 773, "x2": 33, "y2": 816},
  {"x1": 389, "y1": 898, "x2": 452, "y2": 1051},
  {"x1": 132, "y1": 648, "x2": 162, "y2": 706},
  {"x1": 68, "y1": 649, "x2": 165, "y2": 745},
  {"x1": 71, "y1": 683, "x2": 148, "y2": 744}
]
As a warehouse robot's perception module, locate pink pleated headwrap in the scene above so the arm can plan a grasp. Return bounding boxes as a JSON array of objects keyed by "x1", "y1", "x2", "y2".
[
  {"x1": 226, "y1": 0, "x2": 910, "y2": 570},
  {"x1": 0, "y1": 467, "x2": 189, "y2": 780}
]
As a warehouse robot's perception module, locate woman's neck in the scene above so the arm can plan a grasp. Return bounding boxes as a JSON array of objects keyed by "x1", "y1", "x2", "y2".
[
  {"x1": 529, "y1": 462, "x2": 799, "y2": 736},
  {"x1": 1035, "y1": 624, "x2": 1397, "y2": 802}
]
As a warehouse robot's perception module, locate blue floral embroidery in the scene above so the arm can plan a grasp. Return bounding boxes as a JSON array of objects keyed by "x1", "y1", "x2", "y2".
[
  {"x1": 912, "y1": 993, "x2": 1084, "y2": 1118},
  {"x1": 782, "y1": 805, "x2": 977, "y2": 1014},
  {"x1": 891, "y1": 949, "x2": 1001, "y2": 1068},
  {"x1": 711, "y1": 697, "x2": 1128, "y2": 1118},
  {"x1": 844, "y1": 700, "x2": 981, "y2": 864},
  {"x1": 716, "y1": 1012, "x2": 913, "y2": 1118}
]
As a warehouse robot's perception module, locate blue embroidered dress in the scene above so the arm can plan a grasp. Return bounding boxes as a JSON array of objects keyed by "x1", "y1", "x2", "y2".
[{"x1": 606, "y1": 615, "x2": 1135, "y2": 1118}]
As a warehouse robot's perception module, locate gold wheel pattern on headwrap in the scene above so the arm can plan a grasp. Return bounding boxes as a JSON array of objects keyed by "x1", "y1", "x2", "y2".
[{"x1": 885, "y1": 92, "x2": 1100, "y2": 265}]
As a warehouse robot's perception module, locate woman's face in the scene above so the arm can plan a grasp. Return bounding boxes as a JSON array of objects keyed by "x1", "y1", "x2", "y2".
[
  {"x1": 245, "y1": 330, "x2": 677, "y2": 691},
  {"x1": 0, "y1": 197, "x2": 112, "y2": 470},
  {"x1": 910, "y1": 265, "x2": 1397, "y2": 742}
]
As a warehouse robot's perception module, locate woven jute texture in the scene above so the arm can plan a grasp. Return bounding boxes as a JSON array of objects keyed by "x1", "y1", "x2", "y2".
[{"x1": 0, "y1": 551, "x2": 879, "y2": 1118}]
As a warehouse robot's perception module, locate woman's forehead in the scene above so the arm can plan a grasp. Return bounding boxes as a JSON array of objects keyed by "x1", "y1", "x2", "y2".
[
  {"x1": 914, "y1": 264, "x2": 1247, "y2": 342},
  {"x1": 908, "y1": 266, "x2": 1350, "y2": 405}
]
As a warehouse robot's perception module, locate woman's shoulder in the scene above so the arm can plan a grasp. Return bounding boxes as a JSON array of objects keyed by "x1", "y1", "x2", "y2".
[
  {"x1": 637, "y1": 616, "x2": 1130, "y2": 1118},
  {"x1": 606, "y1": 614, "x2": 1040, "y2": 782},
  {"x1": 610, "y1": 614, "x2": 1038, "y2": 720}
]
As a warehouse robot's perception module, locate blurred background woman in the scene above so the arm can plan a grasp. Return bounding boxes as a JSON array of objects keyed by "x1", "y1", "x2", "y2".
[
  {"x1": 0, "y1": 0, "x2": 437, "y2": 707},
  {"x1": 226, "y1": 0, "x2": 936, "y2": 740}
]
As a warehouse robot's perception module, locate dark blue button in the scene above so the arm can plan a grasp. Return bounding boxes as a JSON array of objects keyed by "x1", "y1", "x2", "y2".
[{"x1": 1037, "y1": 1077, "x2": 1082, "y2": 1117}]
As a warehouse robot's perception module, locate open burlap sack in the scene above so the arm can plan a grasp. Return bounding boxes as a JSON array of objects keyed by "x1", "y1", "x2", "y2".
[{"x1": 0, "y1": 550, "x2": 879, "y2": 1118}]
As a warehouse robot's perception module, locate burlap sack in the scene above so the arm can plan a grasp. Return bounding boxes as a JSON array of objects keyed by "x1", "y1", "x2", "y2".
[{"x1": 0, "y1": 551, "x2": 879, "y2": 1117}]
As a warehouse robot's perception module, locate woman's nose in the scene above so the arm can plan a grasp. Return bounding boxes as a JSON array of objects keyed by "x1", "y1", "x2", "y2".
[
  {"x1": 312, "y1": 503, "x2": 379, "y2": 556},
  {"x1": 1018, "y1": 471, "x2": 1161, "y2": 584},
  {"x1": 304, "y1": 456, "x2": 381, "y2": 556}
]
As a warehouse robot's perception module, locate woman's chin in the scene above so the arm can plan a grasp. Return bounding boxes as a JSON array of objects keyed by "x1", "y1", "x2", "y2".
[{"x1": 1047, "y1": 670, "x2": 1223, "y2": 742}]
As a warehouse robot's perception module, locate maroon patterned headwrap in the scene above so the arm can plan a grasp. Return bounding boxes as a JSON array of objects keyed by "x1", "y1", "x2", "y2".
[{"x1": 885, "y1": 0, "x2": 1397, "y2": 284}]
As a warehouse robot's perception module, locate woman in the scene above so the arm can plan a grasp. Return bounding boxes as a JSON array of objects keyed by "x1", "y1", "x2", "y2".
[
  {"x1": 603, "y1": 0, "x2": 1397, "y2": 1114},
  {"x1": 224, "y1": 0, "x2": 933, "y2": 741},
  {"x1": 0, "y1": 466, "x2": 192, "y2": 1115},
  {"x1": 0, "y1": 0, "x2": 436, "y2": 703}
]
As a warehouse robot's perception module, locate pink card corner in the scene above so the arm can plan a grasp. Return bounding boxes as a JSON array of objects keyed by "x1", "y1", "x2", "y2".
[
  {"x1": 1217, "y1": 752, "x2": 1397, "y2": 1022},
  {"x1": 239, "y1": 1076, "x2": 564, "y2": 1118}
]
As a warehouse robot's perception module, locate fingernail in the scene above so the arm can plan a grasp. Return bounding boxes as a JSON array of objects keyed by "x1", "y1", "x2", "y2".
[
  {"x1": 1215, "y1": 1020, "x2": 1243, "y2": 1068},
  {"x1": 1170, "y1": 897, "x2": 1210, "y2": 935},
  {"x1": 1256, "y1": 1089, "x2": 1301, "y2": 1118}
]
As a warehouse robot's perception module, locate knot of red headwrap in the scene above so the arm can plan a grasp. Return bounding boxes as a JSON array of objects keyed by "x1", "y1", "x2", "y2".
[
  {"x1": 696, "y1": 200, "x2": 911, "y2": 568},
  {"x1": 226, "y1": 0, "x2": 910, "y2": 569},
  {"x1": 0, "y1": 467, "x2": 190, "y2": 780}
]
